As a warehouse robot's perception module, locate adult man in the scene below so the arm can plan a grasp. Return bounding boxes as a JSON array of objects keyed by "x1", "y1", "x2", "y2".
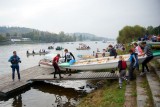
[
  {"x1": 52, "y1": 54, "x2": 63, "y2": 79},
  {"x1": 64, "y1": 49, "x2": 75, "y2": 76},
  {"x1": 8, "y1": 51, "x2": 21, "y2": 81},
  {"x1": 140, "y1": 42, "x2": 153, "y2": 76}
]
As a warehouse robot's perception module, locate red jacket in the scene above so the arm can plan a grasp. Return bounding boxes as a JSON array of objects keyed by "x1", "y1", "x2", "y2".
[{"x1": 53, "y1": 56, "x2": 59, "y2": 64}]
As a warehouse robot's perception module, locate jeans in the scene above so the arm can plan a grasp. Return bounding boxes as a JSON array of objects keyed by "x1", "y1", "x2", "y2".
[
  {"x1": 142, "y1": 56, "x2": 153, "y2": 72},
  {"x1": 12, "y1": 65, "x2": 20, "y2": 80},
  {"x1": 119, "y1": 70, "x2": 127, "y2": 87}
]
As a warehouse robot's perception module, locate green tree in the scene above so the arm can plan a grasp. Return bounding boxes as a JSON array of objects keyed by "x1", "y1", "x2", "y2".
[{"x1": 117, "y1": 25, "x2": 146, "y2": 43}]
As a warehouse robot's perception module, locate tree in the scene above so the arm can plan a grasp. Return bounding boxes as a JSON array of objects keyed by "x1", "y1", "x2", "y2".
[{"x1": 117, "y1": 25, "x2": 146, "y2": 43}]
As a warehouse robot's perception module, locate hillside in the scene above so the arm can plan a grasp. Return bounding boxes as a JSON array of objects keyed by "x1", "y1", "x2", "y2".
[{"x1": 0, "y1": 26, "x2": 111, "y2": 42}]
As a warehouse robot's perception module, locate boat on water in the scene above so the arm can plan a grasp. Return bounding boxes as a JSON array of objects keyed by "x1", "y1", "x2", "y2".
[
  {"x1": 27, "y1": 51, "x2": 49, "y2": 56},
  {"x1": 56, "y1": 46, "x2": 63, "y2": 50},
  {"x1": 48, "y1": 46, "x2": 54, "y2": 49},
  {"x1": 76, "y1": 43, "x2": 90, "y2": 50},
  {"x1": 58, "y1": 50, "x2": 160, "y2": 70}
]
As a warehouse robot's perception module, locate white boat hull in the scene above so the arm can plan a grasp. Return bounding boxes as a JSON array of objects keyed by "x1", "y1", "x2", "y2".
[{"x1": 63, "y1": 56, "x2": 160, "y2": 70}]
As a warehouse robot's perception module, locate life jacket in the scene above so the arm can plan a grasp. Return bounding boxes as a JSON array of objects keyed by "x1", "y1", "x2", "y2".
[
  {"x1": 121, "y1": 61, "x2": 127, "y2": 69},
  {"x1": 65, "y1": 52, "x2": 72, "y2": 60}
]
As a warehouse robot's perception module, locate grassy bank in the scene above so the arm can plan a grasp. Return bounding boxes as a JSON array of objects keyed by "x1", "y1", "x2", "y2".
[{"x1": 77, "y1": 80, "x2": 126, "y2": 107}]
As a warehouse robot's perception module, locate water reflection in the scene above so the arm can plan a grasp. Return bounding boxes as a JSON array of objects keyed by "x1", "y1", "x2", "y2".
[
  {"x1": 12, "y1": 95, "x2": 22, "y2": 107},
  {"x1": 0, "y1": 81, "x2": 85, "y2": 107}
]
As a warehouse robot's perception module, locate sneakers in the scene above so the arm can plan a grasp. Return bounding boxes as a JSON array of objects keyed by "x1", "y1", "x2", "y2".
[{"x1": 140, "y1": 72, "x2": 146, "y2": 76}]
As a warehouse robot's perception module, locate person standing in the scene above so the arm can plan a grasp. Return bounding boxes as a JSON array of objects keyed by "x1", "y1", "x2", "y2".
[
  {"x1": 133, "y1": 43, "x2": 143, "y2": 71},
  {"x1": 128, "y1": 49, "x2": 137, "y2": 80},
  {"x1": 140, "y1": 42, "x2": 153, "y2": 76},
  {"x1": 8, "y1": 51, "x2": 21, "y2": 81},
  {"x1": 133, "y1": 43, "x2": 143, "y2": 55},
  {"x1": 108, "y1": 45, "x2": 117, "y2": 58},
  {"x1": 52, "y1": 54, "x2": 63, "y2": 78},
  {"x1": 118, "y1": 56, "x2": 129, "y2": 89},
  {"x1": 64, "y1": 49, "x2": 75, "y2": 76}
]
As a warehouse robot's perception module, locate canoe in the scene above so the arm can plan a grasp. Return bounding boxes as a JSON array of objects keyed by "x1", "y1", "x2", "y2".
[
  {"x1": 76, "y1": 48, "x2": 90, "y2": 50},
  {"x1": 137, "y1": 41, "x2": 160, "y2": 45},
  {"x1": 59, "y1": 50, "x2": 160, "y2": 70},
  {"x1": 27, "y1": 52, "x2": 49, "y2": 56},
  {"x1": 77, "y1": 52, "x2": 110, "y2": 59}
]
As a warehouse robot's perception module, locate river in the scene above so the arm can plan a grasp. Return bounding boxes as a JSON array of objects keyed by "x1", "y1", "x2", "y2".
[{"x1": 0, "y1": 41, "x2": 116, "y2": 107}]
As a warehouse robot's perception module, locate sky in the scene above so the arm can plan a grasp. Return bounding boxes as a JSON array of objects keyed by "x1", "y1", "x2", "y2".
[{"x1": 0, "y1": 0, "x2": 160, "y2": 38}]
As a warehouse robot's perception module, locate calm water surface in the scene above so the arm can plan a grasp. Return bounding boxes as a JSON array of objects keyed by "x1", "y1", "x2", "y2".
[{"x1": 0, "y1": 41, "x2": 115, "y2": 107}]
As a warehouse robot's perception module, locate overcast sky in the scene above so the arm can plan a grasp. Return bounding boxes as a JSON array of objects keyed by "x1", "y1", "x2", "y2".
[{"x1": 0, "y1": 0, "x2": 159, "y2": 38}]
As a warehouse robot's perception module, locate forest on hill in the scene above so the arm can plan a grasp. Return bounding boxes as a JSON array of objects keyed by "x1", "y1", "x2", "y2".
[{"x1": 0, "y1": 26, "x2": 109, "y2": 42}]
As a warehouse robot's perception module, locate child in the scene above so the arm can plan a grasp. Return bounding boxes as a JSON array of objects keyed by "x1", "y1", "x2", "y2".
[
  {"x1": 52, "y1": 54, "x2": 63, "y2": 79},
  {"x1": 118, "y1": 56, "x2": 129, "y2": 89},
  {"x1": 129, "y1": 49, "x2": 138, "y2": 80}
]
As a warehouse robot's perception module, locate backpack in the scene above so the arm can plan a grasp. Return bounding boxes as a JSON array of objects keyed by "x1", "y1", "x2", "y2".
[{"x1": 121, "y1": 61, "x2": 127, "y2": 69}]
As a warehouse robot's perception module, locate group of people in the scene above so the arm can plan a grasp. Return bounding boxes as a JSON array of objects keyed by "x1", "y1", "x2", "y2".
[
  {"x1": 138, "y1": 35, "x2": 160, "y2": 42},
  {"x1": 8, "y1": 42, "x2": 154, "y2": 86},
  {"x1": 52, "y1": 49, "x2": 75, "y2": 78},
  {"x1": 117, "y1": 42, "x2": 153, "y2": 88}
]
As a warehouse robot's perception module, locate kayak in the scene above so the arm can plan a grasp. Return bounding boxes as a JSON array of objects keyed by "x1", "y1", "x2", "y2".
[{"x1": 59, "y1": 50, "x2": 160, "y2": 70}]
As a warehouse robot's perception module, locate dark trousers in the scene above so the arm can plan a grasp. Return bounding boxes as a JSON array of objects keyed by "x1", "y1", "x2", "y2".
[
  {"x1": 142, "y1": 56, "x2": 153, "y2": 72},
  {"x1": 66, "y1": 59, "x2": 71, "y2": 74},
  {"x1": 12, "y1": 66, "x2": 20, "y2": 80},
  {"x1": 53, "y1": 63, "x2": 61, "y2": 78},
  {"x1": 129, "y1": 64, "x2": 135, "y2": 80}
]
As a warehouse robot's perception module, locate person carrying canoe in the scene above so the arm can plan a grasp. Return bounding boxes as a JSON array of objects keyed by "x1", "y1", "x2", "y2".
[
  {"x1": 129, "y1": 49, "x2": 138, "y2": 80},
  {"x1": 133, "y1": 43, "x2": 143, "y2": 56},
  {"x1": 8, "y1": 51, "x2": 21, "y2": 81},
  {"x1": 118, "y1": 56, "x2": 129, "y2": 89},
  {"x1": 64, "y1": 49, "x2": 75, "y2": 76},
  {"x1": 108, "y1": 45, "x2": 117, "y2": 58},
  {"x1": 52, "y1": 54, "x2": 63, "y2": 79},
  {"x1": 133, "y1": 42, "x2": 143, "y2": 71},
  {"x1": 140, "y1": 42, "x2": 153, "y2": 76}
]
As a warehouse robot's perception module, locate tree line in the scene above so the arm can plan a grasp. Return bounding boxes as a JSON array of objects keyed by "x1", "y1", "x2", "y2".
[
  {"x1": 117, "y1": 25, "x2": 160, "y2": 43},
  {"x1": 0, "y1": 26, "x2": 108, "y2": 42}
]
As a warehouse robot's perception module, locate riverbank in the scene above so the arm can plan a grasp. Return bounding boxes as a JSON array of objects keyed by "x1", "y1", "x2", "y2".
[{"x1": 77, "y1": 80, "x2": 126, "y2": 107}]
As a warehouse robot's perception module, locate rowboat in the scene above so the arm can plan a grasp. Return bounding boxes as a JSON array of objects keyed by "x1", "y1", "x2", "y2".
[
  {"x1": 27, "y1": 51, "x2": 49, "y2": 56},
  {"x1": 76, "y1": 47, "x2": 90, "y2": 50},
  {"x1": 137, "y1": 41, "x2": 160, "y2": 45},
  {"x1": 77, "y1": 52, "x2": 110, "y2": 59},
  {"x1": 59, "y1": 50, "x2": 160, "y2": 70},
  {"x1": 56, "y1": 46, "x2": 63, "y2": 50}
]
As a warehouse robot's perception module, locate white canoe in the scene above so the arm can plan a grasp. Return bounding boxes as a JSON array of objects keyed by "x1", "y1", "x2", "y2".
[{"x1": 60, "y1": 54, "x2": 160, "y2": 71}]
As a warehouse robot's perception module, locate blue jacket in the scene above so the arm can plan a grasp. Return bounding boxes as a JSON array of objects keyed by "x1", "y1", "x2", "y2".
[
  {"x1": 8, "y1": 55, "x2": 21, "y2": 66},
  {"x1": 129, "y1": 53, "x2": 138, "y2": 67}
]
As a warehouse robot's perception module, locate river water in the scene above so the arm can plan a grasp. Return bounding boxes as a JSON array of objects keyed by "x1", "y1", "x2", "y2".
[{"x1": 0, "y1": 41, "x2": 116, "y2": 107}]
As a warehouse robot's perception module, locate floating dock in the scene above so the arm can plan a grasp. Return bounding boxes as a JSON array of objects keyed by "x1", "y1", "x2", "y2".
[{"x1": 0, "y1": 66, "x2": 118, "y2": 97}]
